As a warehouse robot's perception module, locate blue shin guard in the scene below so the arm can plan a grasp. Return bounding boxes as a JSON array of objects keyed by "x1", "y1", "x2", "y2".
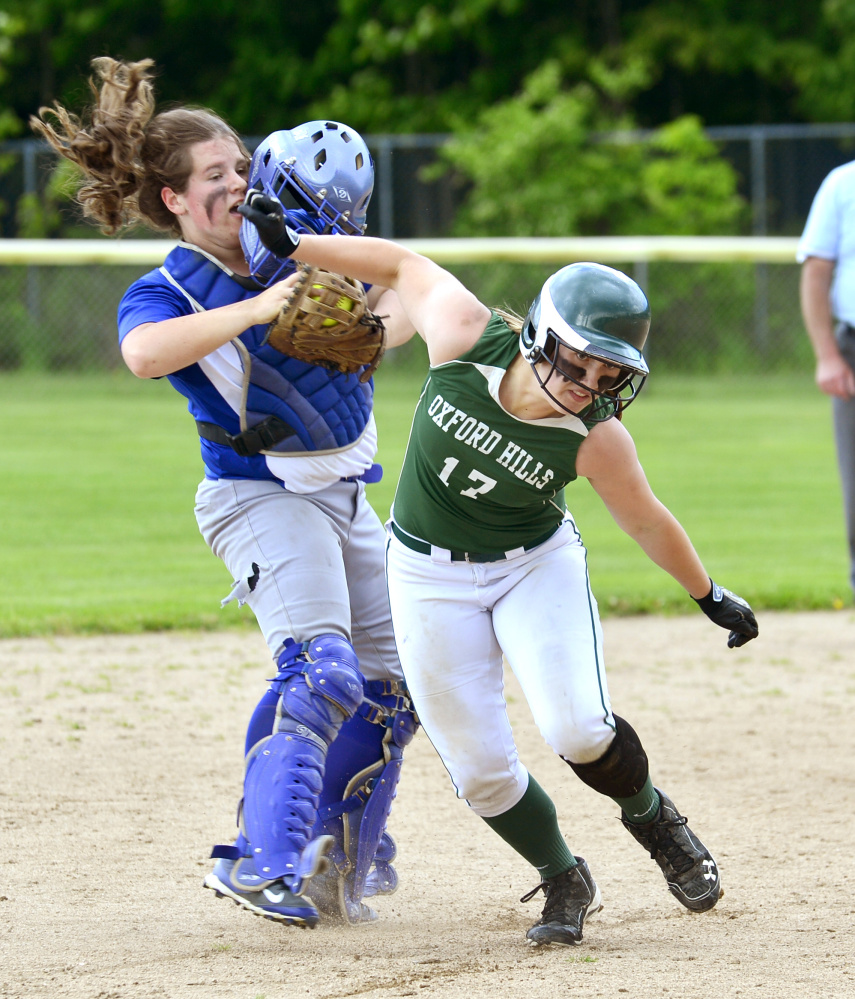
[
  {"x1": 234, "y1": 635, "x2": 364, "y2": 895},
  {"x1": 305, "y1": 678, "x2": 418, "y2": 923}
]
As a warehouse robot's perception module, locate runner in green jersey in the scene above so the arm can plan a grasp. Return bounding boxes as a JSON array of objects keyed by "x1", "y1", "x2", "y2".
[{"x1": 238, "y1": 197, "x2": 760, "y2": 948}]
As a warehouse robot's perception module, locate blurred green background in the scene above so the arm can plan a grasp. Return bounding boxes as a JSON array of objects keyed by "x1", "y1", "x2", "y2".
[
  {"x1": 0, "y1": 367, "x2": 847, "y2": 639},
  {"x1": 1, "y1": 0, "x2": 850, "y2": 645}
]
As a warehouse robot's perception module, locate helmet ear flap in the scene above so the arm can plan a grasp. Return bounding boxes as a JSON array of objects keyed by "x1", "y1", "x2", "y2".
[
  {"x1": 520, "y1": 318, "x2": 536, "y2": 359},
  {"x1": 519, "y1": 296, "x2": 542, "y2": 361}
]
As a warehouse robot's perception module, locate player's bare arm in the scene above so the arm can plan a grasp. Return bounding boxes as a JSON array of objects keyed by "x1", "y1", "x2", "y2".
[
  {"x1": 121, "y1": 273, "x2": 300, "y2": 378},
  {"x1": 366, "y1": 287, "x2": 416, "y2": 349},
  {"x1": 800, "y1": 255, "x2": 855, "y2": 398},
  {"x1": 238, "y1": 196, "x2": 491, "y2": 361},
  {"x1": 577, "y1": 418, "x2": 712, "y2": 599},
  {"x1": 415, "y1": 273, "x2": 492, "y2": 364},
  {"x1": 291, "y1": 233, "x2": 490, "y2": 362}
]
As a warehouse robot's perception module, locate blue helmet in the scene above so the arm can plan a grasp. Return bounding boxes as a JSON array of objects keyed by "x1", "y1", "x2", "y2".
[{"x1": 240, "y1": 120, "x2": 375, "y2": 287}]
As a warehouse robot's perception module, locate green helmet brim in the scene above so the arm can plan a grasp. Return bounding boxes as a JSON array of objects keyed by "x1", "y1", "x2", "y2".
[{"x1": 568, "y1": 325, "x2": 649, "y2": 376}]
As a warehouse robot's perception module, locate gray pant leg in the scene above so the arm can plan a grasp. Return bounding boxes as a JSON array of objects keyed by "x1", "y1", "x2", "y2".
[
  {"x1": 833, "y1": 325, "x2": 855, "y2": 594},
  {"x1": 194, "y1": 477, "x2": 402, "y2": 680},
  {"x1": 340, "y1": 482, "x2": 403, "y2": 682}
]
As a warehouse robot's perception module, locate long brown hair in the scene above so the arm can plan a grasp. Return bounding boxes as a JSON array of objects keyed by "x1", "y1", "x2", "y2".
[{"x1": 31, "y1": 57, "x2": 247, "y2": 236}]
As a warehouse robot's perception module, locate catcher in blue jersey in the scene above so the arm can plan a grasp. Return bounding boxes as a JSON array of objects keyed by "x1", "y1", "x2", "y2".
[
  {"x1": 236, "y1": 198, "x2": 760, "y2": 947},
  {"x1": 32, "y1": 57, "x2": 419, "y2": 928}
]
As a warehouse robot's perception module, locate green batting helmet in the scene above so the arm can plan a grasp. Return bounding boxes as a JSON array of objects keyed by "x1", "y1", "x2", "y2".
[{"x1": 520, "y1": 262, "x2": 650, "y2": 420}]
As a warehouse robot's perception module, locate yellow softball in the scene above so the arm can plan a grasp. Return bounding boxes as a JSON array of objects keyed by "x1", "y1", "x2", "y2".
[{"x1": 312, "y1": 284, "x2": 354, "y2": 327}]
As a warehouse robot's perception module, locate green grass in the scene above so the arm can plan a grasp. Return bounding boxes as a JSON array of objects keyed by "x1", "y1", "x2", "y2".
[
  {"x1": 0, "y1": 369, "x2": 848, "y2": 637},
  {"x1": 568, "y1": 375, "x2": 850, "y2": 614}
]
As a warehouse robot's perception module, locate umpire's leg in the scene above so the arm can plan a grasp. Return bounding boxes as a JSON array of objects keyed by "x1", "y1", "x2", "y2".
[{"x1": 833, "y1": 324, "x2": 855, "y2": 597}]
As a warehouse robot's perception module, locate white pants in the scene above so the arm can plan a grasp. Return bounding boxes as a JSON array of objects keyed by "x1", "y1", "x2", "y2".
[
  {"x1": 385, "y1": 519, "x2": 615, "y2": 818},
  {"x1": 195, "y1": 476, "x2": 402, "y2": 682}
]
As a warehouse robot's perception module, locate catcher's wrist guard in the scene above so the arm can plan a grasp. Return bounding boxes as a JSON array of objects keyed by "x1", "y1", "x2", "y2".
[
  {"x1": 693, "y1": 579, "x2": 759, "y2": 649},
  {"x1": 265, "y1": 265, "x2": 387, "y2": 382}
]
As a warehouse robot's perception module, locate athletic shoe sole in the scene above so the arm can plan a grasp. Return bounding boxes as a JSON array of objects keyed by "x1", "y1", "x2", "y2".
[
  {"x1": 203, "y1": 872, "x2": 318, "y2": 928},
  {"x1": 526, "y1": 883, "x2": 603, "y2": 947}
]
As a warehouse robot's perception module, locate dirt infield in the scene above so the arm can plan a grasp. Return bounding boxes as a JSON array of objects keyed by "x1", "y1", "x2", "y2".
[{"x1": 1, "y1": 610, "x2": 853, "y2": 999}]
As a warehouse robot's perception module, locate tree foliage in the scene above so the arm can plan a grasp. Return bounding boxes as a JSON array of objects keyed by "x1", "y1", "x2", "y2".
[
  {"x1": 0, "y1": 9, "x2": 24, "y2": 142},
  {"x1": 439, "y1": 61, "x2": 746, "y2": 237},
  {"x1": 1, "y1": 0, "x2": 855, "y2": 136},
  {"x1": 0, "y1": 0, "x2": 852, "y2": 238}
]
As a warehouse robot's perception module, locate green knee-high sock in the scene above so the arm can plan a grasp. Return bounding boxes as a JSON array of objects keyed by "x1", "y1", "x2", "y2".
[
  {"x1": 612, "y1": 776, "x2": 659, "y2": 823},
  {"x1": 481, "y1": 775, "x2": 577, "y2": 879}
]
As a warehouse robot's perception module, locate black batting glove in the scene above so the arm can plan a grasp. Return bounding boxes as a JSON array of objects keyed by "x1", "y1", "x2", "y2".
[
  {"x1": 693, "y1": 579, "x2": 759, "y2": 649},
  {"x1": 237, "y1": 187, "x2": 302, "y2": 258}
]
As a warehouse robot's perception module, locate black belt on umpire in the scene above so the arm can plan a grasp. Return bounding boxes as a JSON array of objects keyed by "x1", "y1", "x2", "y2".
[
  {"x1": 390, "y1": 520, "x2": 561, "y2": 563},
  {"x1": 196, "y1": 415, "x2": 295, "y2": 458}
]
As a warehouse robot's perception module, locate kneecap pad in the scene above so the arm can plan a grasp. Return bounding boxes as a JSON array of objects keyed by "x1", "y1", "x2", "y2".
[{"x1": 565, "y1": 714, "x2": 649, "y2": 798}]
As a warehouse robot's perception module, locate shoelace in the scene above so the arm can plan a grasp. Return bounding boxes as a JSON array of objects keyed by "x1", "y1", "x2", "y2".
[
  {"x1": 520, "y1": 881, "x2": 547, "y2": 904},
  {"x1": 520, "y1": 871, "x2": 589, "y2": 919},
  {"x1": 647, "y1": 814, "x2": 695, "y2": 874}
]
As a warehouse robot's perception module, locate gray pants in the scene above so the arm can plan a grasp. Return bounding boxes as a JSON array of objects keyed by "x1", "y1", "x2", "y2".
[
  {"x1": 195, "y1": 476, "x2": 402, "y2": 681},
  {"x1": 834, "y1": 324, "x2": 855, "y2": 595}
]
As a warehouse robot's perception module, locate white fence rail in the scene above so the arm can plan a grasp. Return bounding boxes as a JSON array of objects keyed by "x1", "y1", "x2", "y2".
[
  {"x1": 0, "y1": 236, "x2": 800, "y2": 266},
  {"x1": 0, "y1": 237, "x2": 806, "y2": 373}
]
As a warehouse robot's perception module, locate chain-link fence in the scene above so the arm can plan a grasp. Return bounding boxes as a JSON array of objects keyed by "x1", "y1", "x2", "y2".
[
  {"x1": 4, "y1": 123, "x2": 855, "y2": 239},
  {"x1": 1, "y1": 121, "x2": 846, "y2": 374},
  {"x1": 0, "y1": 253, "x2": 808, "y2": 375},
  {"x1": 445, "y1": 256, "x2": 808, "y2": 374},
  {"x1": 0, "y1": 262, "x2": 141, "y2": 370}
]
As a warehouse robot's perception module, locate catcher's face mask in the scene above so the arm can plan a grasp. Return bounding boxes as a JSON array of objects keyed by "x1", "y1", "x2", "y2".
[{"x1": 240, "y1": 122, "x2": 374, "y2": 288}]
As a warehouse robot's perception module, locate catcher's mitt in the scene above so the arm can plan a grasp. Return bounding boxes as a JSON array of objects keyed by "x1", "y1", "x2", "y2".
[{"x1": 266, "y1": 265, "x2": 386, "y2": 382}]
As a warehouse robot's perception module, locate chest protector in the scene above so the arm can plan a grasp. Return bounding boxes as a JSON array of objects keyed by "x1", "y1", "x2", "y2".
[{"x1": 163, "y1": 243, "x2": 374, "y2": 455}]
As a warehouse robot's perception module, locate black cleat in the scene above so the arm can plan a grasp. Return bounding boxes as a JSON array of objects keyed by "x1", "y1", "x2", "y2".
[
  {"x1": 622, "y1": 789, "x2": 721, "y2": 912},
  {"x1": 522, "y1": 858, "x2": 603, "y2": 947}
]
